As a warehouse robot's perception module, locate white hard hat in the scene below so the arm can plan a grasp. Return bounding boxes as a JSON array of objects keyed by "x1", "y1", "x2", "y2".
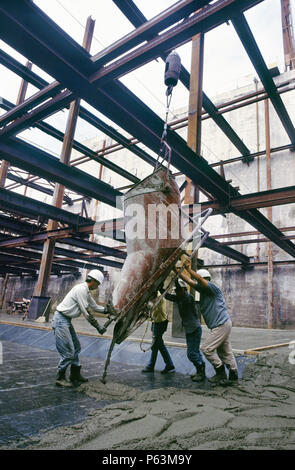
[
  {"x1": 87, "y1": 269, "x2": 104, "y2": 284},
  {"x1": 197, "y1": 269, "x2": 211, "y2": 279}
]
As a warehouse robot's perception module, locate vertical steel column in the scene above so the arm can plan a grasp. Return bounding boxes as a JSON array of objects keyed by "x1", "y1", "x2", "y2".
[
  {"x1": 281, "y1": 0, "x2": 295, "y2": 71},
  {"x1": 0, "y1": 273, "x2": 9, "y2": 310},
  {"x1": 0, "y1": 61, "x2": 32, "y2": 303},
  {"x1": 255, "y1": 77, "x2": 261, "y2": 260},
  {"x1": 185, "y1": 32, "x2": 204, "y2": 294},
  {"x1": 33, "y1": 17, "x2": 95, "y2": 297},
  {"x1": 265, "y1": 98, "x2": 274, "y2": 329},
  {"x1": 86, "y1": 140, "x2": 105, "y2": 277},
  {"x1": 0, "y1": 60, "x2": 32, "y2": 187},
  {"x1": 184, "y1": 32, "x2": 204, "y2": 205},
  {"x1": 90, "y1": 140, "x2": 105, "y2": 237}
]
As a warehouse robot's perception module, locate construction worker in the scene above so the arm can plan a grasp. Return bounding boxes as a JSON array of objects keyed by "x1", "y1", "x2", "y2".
[
  {"x1": 51, "y1": 269, "x2": 112, "y2": 388},
  {"x1": 162, "y1": 279, "x2": 206, "y2": 382},
  {"x1": 178, "y1": 261, "x2": 238, "y2": 385},
  {"x1": 141, "y1": 291, "x2": 175, "y2": 374}
]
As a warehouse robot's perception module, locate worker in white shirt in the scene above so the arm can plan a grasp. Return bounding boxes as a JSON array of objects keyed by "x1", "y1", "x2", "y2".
[{"x1": 51, "y1": 269, "x2": 113, "y2": 387}]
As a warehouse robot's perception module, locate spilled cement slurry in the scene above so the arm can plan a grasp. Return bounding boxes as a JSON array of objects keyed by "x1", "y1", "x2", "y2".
[{"x1": 2, "y1": 352, "x2": 295, "y2": 450}]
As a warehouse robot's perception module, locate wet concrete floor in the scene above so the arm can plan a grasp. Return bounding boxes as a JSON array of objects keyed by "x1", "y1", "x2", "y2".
[{"x1": 0, "y1": 323, "x2": 255, "y2": 447}]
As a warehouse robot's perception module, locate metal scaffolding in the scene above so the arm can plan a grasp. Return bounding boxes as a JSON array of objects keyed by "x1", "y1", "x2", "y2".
[{"x1": 0, "y1": 0, "x2": 294, "y2": 313}]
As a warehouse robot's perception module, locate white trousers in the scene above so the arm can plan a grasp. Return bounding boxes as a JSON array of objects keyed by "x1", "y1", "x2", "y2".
[{"x1": 201, "y1": 318, "x2": 238, "y2": 370}]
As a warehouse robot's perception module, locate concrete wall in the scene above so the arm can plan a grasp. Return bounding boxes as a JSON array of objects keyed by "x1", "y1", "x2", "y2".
[{"x1": 0, "y1": 272, "x2": 110, "y2": 315}]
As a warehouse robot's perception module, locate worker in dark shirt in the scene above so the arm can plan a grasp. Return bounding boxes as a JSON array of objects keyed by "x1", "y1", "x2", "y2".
[
  {"x1": 179, "y1": 260, "x2": 238, "y2": 385},
  {"x1": 163, "y1": 278, "x2": 206, "y2": 382}
]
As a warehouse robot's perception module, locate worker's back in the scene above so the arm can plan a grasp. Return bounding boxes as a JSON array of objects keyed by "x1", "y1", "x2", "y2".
[{"x1": 198, "y1": 281, "x2": 229, "y2": 329}]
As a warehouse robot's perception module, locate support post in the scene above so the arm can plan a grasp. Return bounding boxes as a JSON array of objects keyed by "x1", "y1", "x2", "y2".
[
  {"x1": 0, "y1": 60, "x2": 32, "y2": 188},
  {"x1": 0, "y1": 273, "x2": 9, "y2": 310},
  {"x1": 254, "y1": 77, "x2": 261, "y2": 261},
  {"x1": 265, "y1": 98, "x2": 274, "y2": 329},
  {"x1": 280, "y1": 0, "x2": 295, "y2": 71},
  {"x1": 184, "y1": 32, "x2": 204, "y2": 205},
  {"x1": 186, "y1": 32, "x2": 204, "y2": 282},
  {"x1": 33, "y1": 17, "x2": 95, "y2": 297},
  {"x1": 86, "y1": 143, "x2": 105, "y2": 279}
]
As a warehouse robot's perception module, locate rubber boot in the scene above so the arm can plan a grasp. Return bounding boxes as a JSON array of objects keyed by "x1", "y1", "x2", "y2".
[
  {"x1": 70, "y1": 364, "x2": 89, "y2": 386},
  {"x1": 208, "y1": 364, "x2": 227, "y2": 385},
  {"x1": 56, "y1": 369, "x2": 73, "y2": 388},
  {"x1": 228, "y1": 369, "x2": 239, "y2": 383},
  {"x1": 191, "y1": 362, "x2": 206, "y2": 382}
]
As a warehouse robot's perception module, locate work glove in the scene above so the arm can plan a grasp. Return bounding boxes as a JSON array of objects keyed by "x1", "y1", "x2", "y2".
[
  {"x1": 158, "y1": 283, "x2": 165, "y2": 294},
  {"x1": 104, "y1": 300, "x2": 119, "y2": 318},
  {"x1": 88, "y1": 313, "x2": 105, "y2": 334}
]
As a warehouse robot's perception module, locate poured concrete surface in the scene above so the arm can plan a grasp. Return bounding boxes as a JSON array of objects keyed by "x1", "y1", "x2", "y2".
[{"x1": 0, "y1": 319, "x2": 295, "y2": 450}]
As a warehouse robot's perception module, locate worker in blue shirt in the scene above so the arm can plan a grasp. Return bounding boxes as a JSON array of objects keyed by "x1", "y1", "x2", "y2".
[{"x1": 178, "y1": 260, "x2": 238, "y2": 384}]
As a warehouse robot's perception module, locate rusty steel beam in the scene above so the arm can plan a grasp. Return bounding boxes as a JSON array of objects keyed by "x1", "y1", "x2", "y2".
[
  {"x1": 0, "y1": 59, "x2": 32, "y2": 187},
  {"x1": 0, "y1": 53, "x2": 156, "y2": 172},
  {"x1": 281, "y1": 0, "x2": 295, "y2": 71},
  {"x1": 0, "y1": 98, "x2": 140, "y2": 185},
  {"x1": 6, "y1": 171, "x2": 73, "y2": 204},
  {"x1": 1, "y1": 0, "x2": 295, "y2": 260},
  {"x1": 92, "y1": 0, "x2": 212, "y2": 68},
  {"x1": 198, "y1": 185, "x2": 295, "y2": 212},
  {"x1": 90, "y1": 0, "x2": 264, "y2": 85},
  {"x1": 232, "y1": 12, "x2": 295, "y2": 147},
  {"x1": 0, "y1": 187, "x2": 94, "y2": 227},
  {"x1": 0, "y1": 81, "x2": 63, "y2": 128},
  {"x1": 0, "y1": 137, "x2": 121, "y2": 206},
  {"x1": 212, "y1": 225, "x2": 295, "y2": 240},
  {"x1": 33, "y1": 16, "x2": 95, "y2": 298},
  {"x1": 204, "y1": 259, "x2": 295, "y2": 268}
]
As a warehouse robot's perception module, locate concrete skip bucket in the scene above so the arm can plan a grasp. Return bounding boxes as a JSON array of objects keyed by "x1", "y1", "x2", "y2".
[
  {"x1": 101, "y1": 166, "x2": 212, "y2": 382},
  {"x1": 112, "y1": 166, "x2": 183, "y2": 342}
]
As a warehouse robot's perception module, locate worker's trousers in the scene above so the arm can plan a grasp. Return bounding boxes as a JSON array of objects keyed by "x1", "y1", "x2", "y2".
[
  {"x1": 201, "y1": 318, "x2": 237, "y2": 370},
  {"x1": 51, "y1": 311, "x2": 81, "y2": 372},
  {"x1": 186, "y1": 326, "x2": 204, "y2": 367},
  {"x1": 147, "y1": 320, "x2": 174, "y2": 369}
]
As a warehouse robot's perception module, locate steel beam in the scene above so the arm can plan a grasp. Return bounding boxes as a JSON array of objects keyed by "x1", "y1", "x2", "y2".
[
  {"x1": 33, "y1": 16, "x2": 96, "y2": 299},
  {"x1": 58, "y1": 237, "x2": 126, "y2": 259},
  {"x1": 6, "y1": 172, "x2": 73, "y2": 204},
  {"x1": 0, "y1": 59, "x2": 32, "y2": 187},
  {"x1": 0, "y1": 245, "x2": 123, "y2": 270},
  {"x1": 0, "y1": 187, "x2": 94, "y2": 227},
  {"x1": 232, "y1": 12, "x2": 295, "y2": 147},
  {"x1": 92, "y1": 1, "x2": 212, "y2": 68},
  {"x1": 202, "y1": 237, "x2": 249, "y2": 265},
  {"x1": 0, "y1": 214, "x2": 37, "y2": 235},
  {"x1": 199, "y1": 185, "x2": 295, "y2": 211},
  {"x1": 0, "y1": 82, "x2": 63, "y2": 128},
  {"x1": 0, "y1": 251, "x2": 78, "y2": 274},
  {"x1": 0, "y1": 265, "x2": 38, "y2": 276},
  {"x1": 0, "y1": 55, "x2": 156, "y2": 171},
  {"x1": 0, "y1": 138, "x2": 121, "y2": 206},
  {"x1": 0, "y1": 100, "x2": 140, "y2": 186},
  {"x1": 90, "y1": 0, "x2": 264, "y2": 84},
  {"x1": 113, "y1": 0, "x2": 252, "y2": 162},
  {"x1": 0, "y1": 1, "x2": 253, "y2": 200},
  {"x1": 1, "y1": 0, "x2": 295, "y2": 259}
]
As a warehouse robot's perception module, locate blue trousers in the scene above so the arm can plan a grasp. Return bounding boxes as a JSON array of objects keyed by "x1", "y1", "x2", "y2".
[
  {"x1": 147, "y1": 320, "x2": 174, "y2": 369},
  {"x1": 186, "y1": 326, "x2": 204, "y2": 367},
  {"x1": 51, "y1": 311, "x2": 81, "y2": 372}
]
